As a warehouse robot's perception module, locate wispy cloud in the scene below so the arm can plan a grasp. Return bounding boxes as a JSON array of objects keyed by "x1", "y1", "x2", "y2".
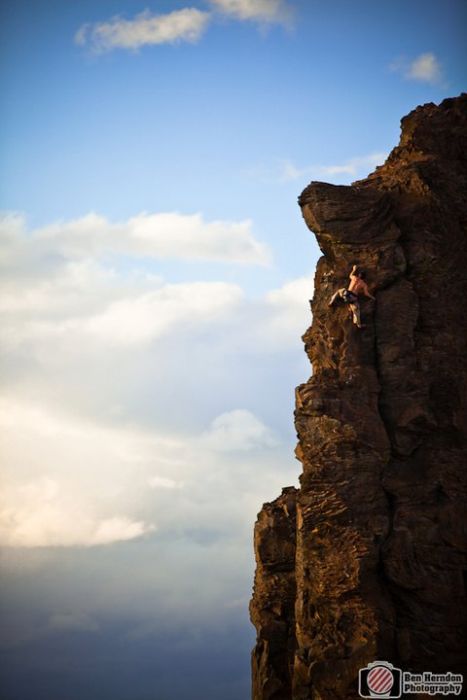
[
  {"x1": 209, "y1": 0, "x2": 293, "y2": 25},
  {"x1": 390, "y1": 52, "x2": 443, "y2": 85},
  {"x1": 75, "y1": 8, "x2": 211, "y2": 52},
  {"x1": 249, "y1": 152, "x2": 388, "y2": 184},
  {"x1": 318, "y1": 152, "x2": 388, "y2": 177}
]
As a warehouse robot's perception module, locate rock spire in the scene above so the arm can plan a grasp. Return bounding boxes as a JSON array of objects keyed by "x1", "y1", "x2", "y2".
[{"x1": 250, "y1": 94, "x2": 467, "y2": 699}]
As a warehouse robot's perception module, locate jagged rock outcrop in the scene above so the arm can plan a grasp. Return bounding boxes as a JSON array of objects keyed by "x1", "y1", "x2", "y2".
[
  {"x1": 250, "y1": 95, "x2": 467, "y2": 699},
  {"x1": 251, "y1": 487, "x2": 298, "y2": 699}
]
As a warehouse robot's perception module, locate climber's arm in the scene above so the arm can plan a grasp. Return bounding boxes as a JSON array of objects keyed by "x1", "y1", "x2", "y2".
[{"x1": 362, "y1": 281, "x2": 376, "y2": 299}]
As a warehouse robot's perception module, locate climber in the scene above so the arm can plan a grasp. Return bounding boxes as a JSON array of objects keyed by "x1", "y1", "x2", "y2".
[{"x1": 328, "y1": 264, "x2": 375, "y2": 328}]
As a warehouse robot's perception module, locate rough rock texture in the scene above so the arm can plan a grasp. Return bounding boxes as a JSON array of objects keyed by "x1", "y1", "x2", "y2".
[
  {"x1": 251, "y1": 487, "x2": 298, "y2": 699},
  {"x1": 250, "y1": 95, "x2": 467, "y2": 699}
]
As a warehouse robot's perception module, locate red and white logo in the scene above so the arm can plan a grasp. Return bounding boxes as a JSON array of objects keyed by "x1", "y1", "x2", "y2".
[
  {"x1": 367, "y1": 665, "x2": 394, "y2": 695},
  {"x1": 359, "y1": 660, "x2": 402, "y2": 698}
]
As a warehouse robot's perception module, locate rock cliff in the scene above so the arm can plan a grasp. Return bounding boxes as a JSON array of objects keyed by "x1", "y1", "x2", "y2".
[{"x1": 250, "y1": 94, "x2": 467, "y2": 699}]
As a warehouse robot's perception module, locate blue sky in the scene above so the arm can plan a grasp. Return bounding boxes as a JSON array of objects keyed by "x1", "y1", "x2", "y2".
[{"x1": 0, "y1": 1, "x2": 466, "y2": 699}]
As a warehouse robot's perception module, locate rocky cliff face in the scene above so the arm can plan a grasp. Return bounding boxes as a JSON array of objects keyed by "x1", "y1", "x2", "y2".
[{"x1": 250, "y1": 94, "x2": 467, "y2": 699}]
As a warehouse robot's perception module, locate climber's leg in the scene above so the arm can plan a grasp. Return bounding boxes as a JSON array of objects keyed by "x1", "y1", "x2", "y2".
[
  {"x1": 329, "y1": 288, "x2": 346, "y2": 307},
  {"x1": 349, "y1": 301, "x2": 364, "y2": 328}
]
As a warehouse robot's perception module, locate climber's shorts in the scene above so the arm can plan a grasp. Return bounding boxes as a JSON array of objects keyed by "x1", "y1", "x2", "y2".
[{"x1": 342, "y1": 289, "x2": 358, "y2": 304}]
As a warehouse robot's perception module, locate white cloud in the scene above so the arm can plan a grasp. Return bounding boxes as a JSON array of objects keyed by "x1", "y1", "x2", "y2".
[
  {"x1": 0, "y1": 210, "x2": 269, "y2": 348},
  {"x1": 406, "y1": 52, "x2": 442, "y2": 83},
  {"x1": 66, "y1": 281, "x2": 243, "y2": 346},
  {"x1": 1, "y1": 279, "x2": 243, "y2": 350},
  {"x1": 265, "y1": 275, "x2": 312, "y2": 306},
  {"x1": 0, "y1": 477, "x2": 154, "y2": 548},
  {"x1": 390, "y1": 52, "x2": 443, "y2": 85},
  {"x1": 210, "y1": 0, "x2": 292, "y2": 25},
  {"x1": 0, "y1": 398, "x2": 171, "y2": 547},
  {"x1": 91, "y1": 517, "x2": 153, "y2": 545},
  {"x1": 74, "y1": 1, "x2": 294, "y2": 55},
  {"x1": 75, "y1": 8, "x2": 210, "y2": 52},
  {"x1": 262, "y1": 275, "x2": 312, "y2": 339},
  {"x1": 200, "y1": 409, "x2": 279, "y2": 451},
  {"x1": 25, "y1": 211, "x2": 271, "y2": 265}
]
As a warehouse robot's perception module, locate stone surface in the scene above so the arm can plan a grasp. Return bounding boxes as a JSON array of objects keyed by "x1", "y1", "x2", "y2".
[
  {"x1": 250, "y1": 487, "x2": 298, "y2": 700},
  {"x1": 250, "y1": 94, "x2": 467, "y2": 699}
]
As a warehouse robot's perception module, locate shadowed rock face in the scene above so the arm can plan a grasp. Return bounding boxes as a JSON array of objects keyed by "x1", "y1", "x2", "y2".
[{"x1": 250, "y1": 95, "x2": 467, "y2": 700}]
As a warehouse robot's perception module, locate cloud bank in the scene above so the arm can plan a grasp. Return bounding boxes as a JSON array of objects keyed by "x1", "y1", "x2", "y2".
[
  {"x1": 0, "y1": 399, "x2": 158, "y2": 547},
  {"x1": 0, "y1": 394, "x2": 285, "y2": 548},
  {"x1": 0, "y1": 209, "x2": 309, "y2": 549},
  {"x1": 12, "y1": 211, "x2": 271, "y2": 265}
]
